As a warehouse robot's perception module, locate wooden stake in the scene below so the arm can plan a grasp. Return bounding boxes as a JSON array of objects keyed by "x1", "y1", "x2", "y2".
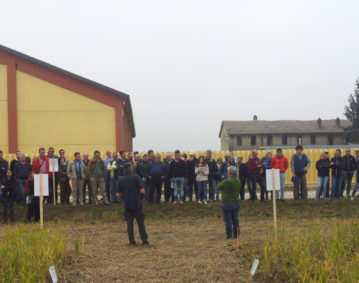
[
  {"x1": 236, "y1": 227, "x2": 239, "y2": 252},
  {"x1": 40, "y1": 173, "x2": 43, "y2": 228},
  {"x1": 52, "y1": 158, "x2": 56, "y2": 206},
  {"x1": 272, "y1": 169, "x2": 278, "y2": 240}
]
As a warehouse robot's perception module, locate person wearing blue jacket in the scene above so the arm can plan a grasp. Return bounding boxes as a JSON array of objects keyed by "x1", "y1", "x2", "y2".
[
  {"x1": 14, "y1": 154, "x2": 32, "y2": 206},
  {"x1": 148, "y1": 154, "x2": 166, "y2": 204},
  {"x1": 220, "y1": 154, "x2": 236, "y2": 180},
  {"x1": 291, "y1": 145, "x2": 311, "y2": 200},
  {"x1": 261, "y1": 152, "x2": 273, "y2": 200}
]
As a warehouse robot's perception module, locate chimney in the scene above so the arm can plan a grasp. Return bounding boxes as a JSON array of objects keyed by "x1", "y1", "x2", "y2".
[
  {"x1": 335, "y1": 117, "x2": 340, "y2": 127},
  {"x1": 253, "y1": 115, "x2": 258, "y2": 121},
  {"x1": 317, "y1": 118, "x2": 322, "y2": 128}
]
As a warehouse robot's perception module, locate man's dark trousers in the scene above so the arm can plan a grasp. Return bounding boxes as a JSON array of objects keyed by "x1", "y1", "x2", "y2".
[{"x1": 125, "y1": 208, "x2": 148, "y2": 244}]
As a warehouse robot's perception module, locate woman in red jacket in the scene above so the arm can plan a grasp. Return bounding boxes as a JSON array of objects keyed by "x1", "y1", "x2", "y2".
[{"x1": 271, "y1": 148, "x2": 289, "y2": 201}]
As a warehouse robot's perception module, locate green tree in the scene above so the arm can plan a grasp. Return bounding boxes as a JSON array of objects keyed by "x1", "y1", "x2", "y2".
[{"x1": 344, "y1": 77, "x2": 359, "y2": 142}]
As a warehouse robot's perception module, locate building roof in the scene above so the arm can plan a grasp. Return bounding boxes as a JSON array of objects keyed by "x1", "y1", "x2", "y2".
[
  {"x1": 219, "y1": 119, "x2": 351, "y2": 137},
  {"x1": 0, "y1": 44, "x2": 136, "y2": 137}
]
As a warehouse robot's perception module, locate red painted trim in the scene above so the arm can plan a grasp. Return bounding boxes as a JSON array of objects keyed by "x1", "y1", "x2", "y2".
[
  {"x1": 0, "y1": 55, "x2": 18, "y2": 153},
  {"x1": 7, "y1": 60, "x2": 18, "y2": 153}
]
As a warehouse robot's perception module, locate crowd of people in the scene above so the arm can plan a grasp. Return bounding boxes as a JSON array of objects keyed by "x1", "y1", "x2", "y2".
[{"x1": 0, "y1": 145, "x2": 358, "y2": 225}]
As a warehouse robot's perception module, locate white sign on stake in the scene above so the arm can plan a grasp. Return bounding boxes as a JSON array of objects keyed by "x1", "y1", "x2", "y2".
[
  {"x1": 266, "y1": 169, "x2": 280, "y2": 191},
  {"x1": 49, "y1": 158, "x2": 59, "y2": 172},
  {"x1": 34, "y1": 174, "x2": 49, "y2": 196},
  {"x1": 250, "y1": 259, "x2": 259, "y2": 276},
  {"x1": 48, "y1": 266, "x2": 58, "y2": 283}
]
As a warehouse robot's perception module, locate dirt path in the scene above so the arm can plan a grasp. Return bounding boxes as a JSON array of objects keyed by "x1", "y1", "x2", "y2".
[{"x1": 59, "y1": 218, "x2": 271, "y2": 282}]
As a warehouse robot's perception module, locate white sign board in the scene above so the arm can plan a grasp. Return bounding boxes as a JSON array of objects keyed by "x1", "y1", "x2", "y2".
[
  {"x1": 49, "y1": 158, "x2": 59, "y2": 172},
  {"x1": 48, "y1": 266, "x2": 58, "y2": 283},
  {"x1": 34, "y1": 174, "x2": 49, "y2": 196},
  {"x1": 266, "y1": 169, "x2": 280, "y2": 191},
  {"x1": 250, "y1": 259, "x2": 259, "y2": 276}
]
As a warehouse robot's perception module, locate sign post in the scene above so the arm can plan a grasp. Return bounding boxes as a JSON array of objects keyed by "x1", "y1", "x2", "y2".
[
  {"x1": 266, "y1": 168, "x2": 280, "y2": 239},
  {"x1": 35, "y1": 174, "x2": 49, "y2": 228},
  {"x1": 49, "y1": 158, "x2": 58, "y2": 206}
]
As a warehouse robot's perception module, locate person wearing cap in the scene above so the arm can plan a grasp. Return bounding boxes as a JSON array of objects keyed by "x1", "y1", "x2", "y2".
[
  {"x1": 116, "y1": 163, "x2": 149, "y2": 247},
  {"x1": 169, "y1": 150, "x2": 187, "y2": 205},
  {"x1": 220, "y1": 154, "x2": 236, "y2": 181},
  {"x1": 205, "y1": 150, "x2": 219, "y2": 201},
  {"x1": 216, "y1": 166, "x2": 241, "y2": 239},
  {"x1": 291, "y1": 145, "x2": 311, "y2": 200}
]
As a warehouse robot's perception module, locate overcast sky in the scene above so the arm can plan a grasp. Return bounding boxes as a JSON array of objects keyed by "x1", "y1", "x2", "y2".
[{"x1": 1, "y1": 0, "x2": 359, "y2": 151}]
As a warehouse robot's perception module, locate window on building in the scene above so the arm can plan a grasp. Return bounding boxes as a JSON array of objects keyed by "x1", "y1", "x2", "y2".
[
  {"x1": 297, "y1": 136, "x2": 302, "y2": 145},
  {"x1": 251, "y1": 136, "x2": 256, "y2": 146},
  {"x1": 267, "y1": 135, "x2": 273, "y2": 146},
  {"x1": 237, "y1": 136, "x2": 242, "y2": 146},
  {"x1": 282, "y1": 135, "x2": 288, "y2": 145},
  {"x1": 328, "y1": 135, "x2": 334, "y2": 145},
  {"x1": 310, "y1": 135, "x2": 316, "y2": 145}
]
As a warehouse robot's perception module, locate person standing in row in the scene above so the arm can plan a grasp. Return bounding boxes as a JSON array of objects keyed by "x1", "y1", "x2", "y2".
[
  {"x1": 67, "y1": 152, "x2": 87, "y2": 206},
  {"x1": 330, "y1": 149, "x2": 343, "y2": 200},
  {"x1": 271, "y1": 148, "x2": 289, "y2": 201},
  {"x1": 261, "y1": 152, "x2": 273, "y2": 200},
  {"x1": 104, "y1": 150, "x2": 114, "y2": 203},
  {"x1": 163, "y1": 153, "x2": 173, "y2": 202},
  {"x1": 87, "y1": 151, "x2": 109, "y2": 205},
  {"x1": 0, "y1": 150, "x2": 9, "y2": 200},
  {"x1": 116, "y1": 163, "x2": 149, "y2": 247},
  {"x1": 291, "y1": 145, "x2": 311, "y2": 200},
  {"x1": 220, "y1": 154, "x2": 235, "y2": 181},
  {"x1": 59, "y1": 157, "x2": 71, "y2": 204},
  {"x1": 237, "y1": 156, "x2": 247, "y2": 201},
  {"x1": 148, "y1": 154, "x2": 166, "y2": 205},
  {"x1": 47, "y1": 147, "x2": 59, "y2": 205},
  {"x1": 205, "y1": 150, "x2": 219, "y2": 201},
  {"x1": 138, "y1": 154, "x2": 150, "y2": 201},
  {"x1": 82, "y1": 153, "x2": 92, "y2": 204},
  {"x1": 25, "y1": 171, "x2": 39, "y2": 222},
  {"x1": 247, "y1": 150, "x2": 265, "y2": 201},
  {"x1": 315, "y1": 153, "x2": 330, "y2": 200},
  {"x1": 10, "y1": 151, "x2": 21, "y2": 174},
  {"x1": 216, "y1": 166, "x2": 241, "y2": 240},
  {"x1": 214, "y1": 158, "x2": 223, "y2": 200},
  {"x1": 187, "y1": 153, "x2": 197, "y2": 202},
  {"x1": 195, "y1": 156, "x2": 209, "y2": 204},
  {"x1": 108, "y1": 153, "x2": 119, "y2": 203},
  {"x1": 14, "y1": 153, "x2": 32, "y2": 206},
  {"x1": 169, "y1": 150, "x2": 186, "y2": 205},
  {"x1": 342, "y1": 148, "x2": 356, "y2": 197},
  {"x1": 0, "y1": 169, "x2": 15, "y2": 223}
]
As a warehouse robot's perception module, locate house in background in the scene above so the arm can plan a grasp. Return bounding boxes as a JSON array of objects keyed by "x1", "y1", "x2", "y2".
[{"x1": 219, "y1": 116, "x2": 351, "y2": 151}]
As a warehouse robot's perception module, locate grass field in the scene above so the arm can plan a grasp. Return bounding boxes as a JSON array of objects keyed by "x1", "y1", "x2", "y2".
[{"x1": 1, "y1": 199, "x2": 359, "y2": 282}]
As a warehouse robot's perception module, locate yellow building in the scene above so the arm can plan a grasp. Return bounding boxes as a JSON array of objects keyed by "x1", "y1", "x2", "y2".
[{"x1": 0, "y1": 45, "x2": 135, "y2": 154}]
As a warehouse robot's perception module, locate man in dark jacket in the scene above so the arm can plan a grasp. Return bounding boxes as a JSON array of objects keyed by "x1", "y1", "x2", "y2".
[
  {"x1": 116, "y1": 163, "x2": 149, "y2": 246},
  {"x1": 148, "y1": 154, "x2": 165, "y2": 204},
  {"x1": 187, "y1": 153, "x2": 197, "y2": 201},
  {"x1": 0, "y1": 150, "x2": 9, "y2": 181},
  {"x1": 237, "y1": 156, "x2": 248, "y2": 200},
  {"x1": 138, "y1": 154, "x2": 151, "y2": 201},
  {"x1": 205, "y1": 150, "x2": 219, "y2": 201},
  {"x1": 14, "y1": 153, "x2": 32, "y2": 206},
  {"x1": 9, "y1": 151, "x2": 21, "y2": 173},
  {"x1": 330, "y1": 149, "x2": 344, "y2": 200},
  {"x1": 169, "y1": 150, "x2": 187, "y2": 204},
  {"x1": 291, "y1": 145, "x2": 311, "y2": 200},
  {"x1": 342, "y1": 148, "x2": 356, "y2": 197},
  {"x1": 116, "y1": 151, "x2": 129, "y2": 181},
  {"x1": 163, "y1": 153, "x2": 173, "y2": 202},
  {"x1": 247, "y1": 150, "x2": 265, "y2": 201}
]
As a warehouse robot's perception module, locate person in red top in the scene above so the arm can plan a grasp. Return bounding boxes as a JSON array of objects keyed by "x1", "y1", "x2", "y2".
[
  {"x1": 32, "y1": 147, "x2": 51, "y2": 204},
  {"x1": 247, "y1": 150, "x2": 266, "y2": 201},
  {"x1": 271, "y1": 148, "x2": 289, "y2": 201}
]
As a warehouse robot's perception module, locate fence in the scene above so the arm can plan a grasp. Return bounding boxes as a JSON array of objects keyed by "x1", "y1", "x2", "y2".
[{"x1": 2, "y1": 147, "x2": 358, "y2": 187}]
